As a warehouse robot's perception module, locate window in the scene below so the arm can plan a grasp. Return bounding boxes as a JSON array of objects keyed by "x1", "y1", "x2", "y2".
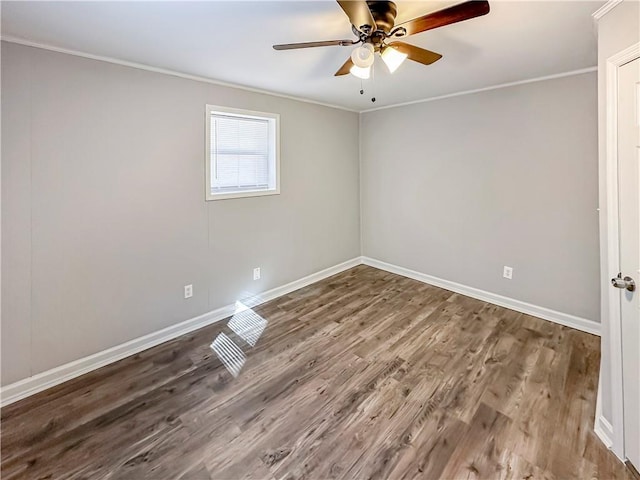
[{"x1": 206, "y1": 105, "x2": 280, "y2": 201}]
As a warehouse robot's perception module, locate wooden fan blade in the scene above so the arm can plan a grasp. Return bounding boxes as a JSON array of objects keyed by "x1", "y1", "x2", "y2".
[
  {"x1": 335, "y1": 57, "x2": 354, "y2": 76},
  {"x1": 273, "y1": 40, "x2": 355, "y2": 50},
  {"x1": 337, "y1": 0, "x2": 376, "y2": 33},
  {"x1": 396, "y1": 1, "x2": 490, "y2": 37},
  {"x1": 386, "y1": 42, "x2": 442, "y2": 65}
]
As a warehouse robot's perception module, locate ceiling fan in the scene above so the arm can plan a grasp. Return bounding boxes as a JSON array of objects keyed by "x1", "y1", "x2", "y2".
[{"x1": 273, "y1": 1, "x2": 490, "y2": 79}]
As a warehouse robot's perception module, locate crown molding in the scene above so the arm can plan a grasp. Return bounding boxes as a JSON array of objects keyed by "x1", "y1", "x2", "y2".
[
  {"x1": 360, "y1": 66, "x2": 598, "y2": 114},
  {"x1": 592, "y1": 0, "x2": 624, "y2": 20},
  {"x1": 0, "y1": 36, "x2": 359, "y2": 114},
  {"x1": 0, "y1": 36, "x2": 599, "y2": 116}
]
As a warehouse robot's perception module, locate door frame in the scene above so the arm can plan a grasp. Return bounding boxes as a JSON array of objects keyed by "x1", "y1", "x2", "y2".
[{"x1": 603, "y1": 41, "x2": 640, "y2": 461}]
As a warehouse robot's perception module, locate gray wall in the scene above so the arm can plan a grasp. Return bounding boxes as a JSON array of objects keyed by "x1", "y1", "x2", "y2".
[
  {"x1": 595, "y1": 0, "x2": 640, "y2": 442},
  {"x1": 1, "y1": 41, "x2": 602, "y2": 390},
  {"x1": 1, "y1": 42, "x2": 361, "y2": 385},
  {"x1": 361, "y1": 72, "x2": 599, "y2": 321}
]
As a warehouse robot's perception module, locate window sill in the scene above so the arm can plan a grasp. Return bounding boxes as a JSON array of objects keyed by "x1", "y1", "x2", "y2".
[{"x1": 206, "y1": 188, "x2": 280, "y2": 201}]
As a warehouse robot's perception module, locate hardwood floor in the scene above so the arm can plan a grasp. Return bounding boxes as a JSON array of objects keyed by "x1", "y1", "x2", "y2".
[{"x1": 0, "y1": 265, "x2": 630, "y2": 479}]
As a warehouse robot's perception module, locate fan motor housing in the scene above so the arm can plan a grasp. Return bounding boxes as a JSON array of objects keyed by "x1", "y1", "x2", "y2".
[{"x1": 366, "y1": 1, "x2": 398, "y2": 33}]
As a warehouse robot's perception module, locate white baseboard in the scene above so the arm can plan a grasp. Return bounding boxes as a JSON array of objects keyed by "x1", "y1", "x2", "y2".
[
  {"x1": 0, "y1": 257, "x2": 361, "y2": 407},
  {"x1": 594, "y1": 381, "x2": 615, "y2": 451},
  {"x1": 595, "y1": 416, "x2": 615, "y2": 451},
  {"x1": 361, "y1": 257, "x2": 601, "y2": 337},
  {"x1": 1, "y1": 255, "x2": 602, "y2": 407}
]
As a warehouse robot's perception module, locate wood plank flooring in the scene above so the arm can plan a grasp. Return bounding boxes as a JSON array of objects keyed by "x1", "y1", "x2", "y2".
[{"x1": 0, "y1": 265, "x2": 630, "y2": 479}]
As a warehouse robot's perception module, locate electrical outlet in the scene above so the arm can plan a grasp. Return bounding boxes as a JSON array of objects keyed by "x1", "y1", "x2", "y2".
[
  {"x1": 253, "y1": 267, "x2": 261, "y2": 280},
  {"x1": 184, "y1": 284, "x2": 193, "y2": 298},
  {"x1": 503, "y1": 266, "x2": 513, "y2": 280}
]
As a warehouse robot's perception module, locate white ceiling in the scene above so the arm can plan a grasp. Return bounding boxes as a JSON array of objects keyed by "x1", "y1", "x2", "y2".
[{"x1": 1, "y1": 1, "x2": 603, "y2": 111}]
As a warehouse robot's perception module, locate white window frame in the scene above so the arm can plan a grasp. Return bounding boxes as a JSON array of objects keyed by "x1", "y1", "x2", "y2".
[{"x1": 205, "y1": 104, "x2": 280, "y2": 201}]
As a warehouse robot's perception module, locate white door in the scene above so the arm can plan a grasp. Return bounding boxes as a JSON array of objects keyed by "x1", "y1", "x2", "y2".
[{"x1": 617, "y1": 56, "x2": 640, "y2": 471}]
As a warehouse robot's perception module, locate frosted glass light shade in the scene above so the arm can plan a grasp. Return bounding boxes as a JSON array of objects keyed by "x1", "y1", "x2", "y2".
[
  {"x1": 351, "y1": 44, "x2": 375, "y2": 68},
  {"x1": 349, "y1": 64, "x2": 371, "y2": 79},
  {"x1": 381, "y1": 46, "x2": 408, "y2": 73}
]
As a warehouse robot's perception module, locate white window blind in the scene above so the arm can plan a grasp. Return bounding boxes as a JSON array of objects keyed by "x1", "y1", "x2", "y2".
[
  {"x1": 206, "y1": 105, "x2": 279, "y2": 201},
  {"x1": 210, "y1": 114, "x2": 270, "y2": 192}
]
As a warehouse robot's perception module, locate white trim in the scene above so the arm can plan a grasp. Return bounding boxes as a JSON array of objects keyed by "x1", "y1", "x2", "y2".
[
  {"x1": 206, "y1": 189, "x2": 280, "y2": 201},
  {"x1": 361, "y1": 257, "x2": 601, "y2": 336},
  {"x1": 1, "y1": 255, "x2": 606, "y2": 407},
  {"x1": 602, "y1": 42, "x2": 640, "y2": 461},
  {"x1": 0, "y1": 257, "x2": 361, "y2": 407},
  {"x1": 1, "y1": 37, "x2": 597, "y2": 115},
  {"x1": 596, "y1": 415, "x2": 616, "y2": 451},
  {"x1": 358, "y1": 112, "x2": 364, "y2": 255},
  {"x1": 249, "y1": 257, "x2": 361, "y2": 305},
  {"x1": 360, "y1": 67, "x2": 598, "y2": 113},
  {"x1": 592, "y1": 0, "x2": 624, "y2": 20},
  {"x1": 595, "y1": 377, "x2": 616, "y2": 451},
  {"x1": 0, "y1": 36, "x2": 359, "y2": 114}
]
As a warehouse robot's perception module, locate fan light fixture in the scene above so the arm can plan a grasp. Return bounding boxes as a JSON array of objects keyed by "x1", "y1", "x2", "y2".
[
  {"x1": 349, "y1": 64, "x2": 371, "y2": 79},
  {"x1": 381, "y1": 46, "x2": 408, "y2": 73},
  {"x1": 350, "y1": 43, "x2": 375, "y2": 68}
]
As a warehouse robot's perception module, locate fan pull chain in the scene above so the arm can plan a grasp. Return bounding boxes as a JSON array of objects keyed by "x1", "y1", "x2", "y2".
[
  {"x1": 360, "y1": 78, "x2": 364, "y2": 95},
  {"x1": 371, "y1": 62, "x2": 376, "y2": 103}
]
